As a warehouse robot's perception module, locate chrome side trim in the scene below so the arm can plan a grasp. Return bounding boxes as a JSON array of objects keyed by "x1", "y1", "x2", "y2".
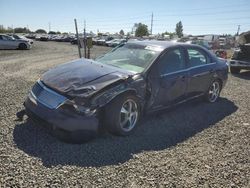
[
  {"x1": 151, "y1": 93, "x2": 204, "y2": 112},
  {"x1": 160, "y1": 62, "x2": 216, "y2": 77}
]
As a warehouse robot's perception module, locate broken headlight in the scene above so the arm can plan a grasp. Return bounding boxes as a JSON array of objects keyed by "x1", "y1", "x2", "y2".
[
  {"x1": 72, "y1": 104, "x2": 97, "y2": 116},
  {"x1": 61, "y1": 100, "x2": 96, "y2": 116}
]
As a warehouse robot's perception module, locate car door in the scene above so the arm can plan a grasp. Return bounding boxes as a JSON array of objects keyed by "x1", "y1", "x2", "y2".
[
  {"x1": 2, "y1": 35, "x2": 18, "y2": 49},
  {"x1": 0, "y1": 35, "x2": 9, "y2": 49},
  {"x1": 5, "y1": 36, "x2": 19, "y2": 49},
  {"x1": 147, "y1": 47, "x2": 188, "y2": 110},
  {"x1": 185, "y1": 47, "x2": 215, "y2": 97}
]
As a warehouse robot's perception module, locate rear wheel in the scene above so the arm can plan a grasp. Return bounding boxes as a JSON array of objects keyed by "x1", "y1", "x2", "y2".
[
  {"x1": 19, "y1": 43, "x2": 27, "y2": 50},
  {"x1": 205, "y1": 80, "x2": 221, "y2": 103},
  {"x1": 230, "y1": 67, "x2": 240, "y2": 74},
  {"x1": 104, "y1": 94, "x2": 140, "y2": 136}
]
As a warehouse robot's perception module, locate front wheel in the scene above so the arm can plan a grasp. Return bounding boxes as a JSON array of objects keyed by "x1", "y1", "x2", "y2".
[
  {"x1": 205, "y1": 80, "x2": 221, "y2": 103},
  {"x1": 104, "y1": 94, "x2": 140, "y2": 136},
  {"x1": 19, "y1": 43, "x2": 27, "y2": 50}
]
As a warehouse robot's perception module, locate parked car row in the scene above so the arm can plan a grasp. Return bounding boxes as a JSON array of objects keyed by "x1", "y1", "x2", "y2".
[
  {"x1": 0, "y1": 34, "x2": 33, "y2": 50},
  {"x1": 105, "y1": 39, "x2": 127, "y2": 47},
  {"x1": 71, "y1": 36, "x2": 128, "y2": 47},
  {"x1": 33, "y1": 34, "x2": 75, "y2": 42}
]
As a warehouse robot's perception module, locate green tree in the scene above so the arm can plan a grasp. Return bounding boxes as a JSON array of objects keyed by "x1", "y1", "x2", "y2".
[
  {"x1": 56, "y1": 31, "x2": 61, "y2": 34},
  {"x1": 35, "y1": 29, "x2": 47, "y2": 34},
  {"x1": 0, "y1": 26, "x2": 12, "y2": 33},
  {"x1": 175, "y1": 21, "x2": 183, "y2": 38},
  {"x1": 119, "y1": 29, "x2": 125, "y2": 36},
  {"x1": 135, "y1": 23, "x2": 149, "y2": 37},
  {"x1": 14, "y1": 27, "x2": 30, "y2": 33},
  {"x1": 164, "y1": 31, "x2": 176, "y2": 39},
  {"x1": 48, "y1": 31, "x2": 56, "y2": 35}
]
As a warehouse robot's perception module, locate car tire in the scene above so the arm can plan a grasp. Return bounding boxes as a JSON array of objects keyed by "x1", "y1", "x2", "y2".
[
  {"x1": 104, "y1": 94, "x2": 140, "y2": 136},
  {"x1": 230, "y1": 67, "x2": 240, "y2": 74},
  {"x1": 19, "y1": 43, "x2": 27, "y2": 50},
  {"x1": 204, "y1": 80, "x2": 221, "y2": 103}
]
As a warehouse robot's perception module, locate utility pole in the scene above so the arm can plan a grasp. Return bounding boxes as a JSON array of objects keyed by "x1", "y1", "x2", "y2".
[
  {"x1": 236, "y1": 25, "x2": 240, "y2": 36},
  {"x1": 84, "y1": 20, "x2": 87, "y2": 58},
  {"x1": 49, "y1": 22, "x2": 51, "y2": 32},
  {"x1": 74, "y1": 19, "x2": 82, "y2": 58},
  {"x1": 150, "y1": 12, "x2": 153, "y2": 35}
]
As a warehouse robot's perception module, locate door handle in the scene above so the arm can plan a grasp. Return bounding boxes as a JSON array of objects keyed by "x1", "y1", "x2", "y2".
[
  {"x1": 209, "y1": 69, "x2": 215, "y2": 73},
  {"x1": 178, "y1": 75, "x2": 186, "y2": 81}
]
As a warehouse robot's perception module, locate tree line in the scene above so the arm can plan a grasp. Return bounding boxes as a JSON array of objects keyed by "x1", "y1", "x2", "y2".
[
  {"x1": 0, "y1": 26, "x2": 65, "y2": 34},
  {"x1": 134, "y1": 21, "x2": 183, "y2": 38},
  {"x1": 0, "y1": 21, "x2": 184, "y2": 38}
]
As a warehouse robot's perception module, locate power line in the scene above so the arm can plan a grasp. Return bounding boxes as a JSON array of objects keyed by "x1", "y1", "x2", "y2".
[
  {"x1": 76, "y1": 3, "x2": 249, "y2": 22},
  {"x1": 155, "y1": 9, "x2": 250, "y2": 17},
  {"x1": 237, "y1": 25, "x2": 241, "y2": 35},
  {"x1": 152, "y1": 3, "x2": 249, "y2": 13}
]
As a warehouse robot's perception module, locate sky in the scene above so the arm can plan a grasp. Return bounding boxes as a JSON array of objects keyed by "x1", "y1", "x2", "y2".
[{"x1": 0, "y1": 0, "x2": 250, "y2": 35}]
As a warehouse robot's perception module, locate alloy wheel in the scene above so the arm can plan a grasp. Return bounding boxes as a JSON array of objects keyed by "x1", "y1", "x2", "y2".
[
  {"x1": 119, "y1": 99, "x2": 138, "y2": 132},
  {"x1": 208, "y1": 81, "x2": 220, "y2": 102}
]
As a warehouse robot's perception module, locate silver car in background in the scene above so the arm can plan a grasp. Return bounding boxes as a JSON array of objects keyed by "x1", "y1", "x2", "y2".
[
  {"x1": 0, "y1": 34, "x2": 31, "y2": 50},
  {"x1": 8, "y1": 34, "x2": 34, "y2": 44}
]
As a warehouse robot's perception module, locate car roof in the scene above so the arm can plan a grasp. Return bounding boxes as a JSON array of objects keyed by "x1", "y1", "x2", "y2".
[{"x1": 127, "y1": 40, "x2": 202, "y2": 50}]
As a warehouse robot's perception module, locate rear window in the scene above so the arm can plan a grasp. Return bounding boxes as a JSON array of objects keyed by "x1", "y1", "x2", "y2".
[{"x1": 187, "y1": 48, "x2": 211, "y2": 67}]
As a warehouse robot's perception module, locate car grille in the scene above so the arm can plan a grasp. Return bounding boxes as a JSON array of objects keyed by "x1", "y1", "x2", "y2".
[{"x1": 31, "y1": 81, "x2": 67, "y2": 109}]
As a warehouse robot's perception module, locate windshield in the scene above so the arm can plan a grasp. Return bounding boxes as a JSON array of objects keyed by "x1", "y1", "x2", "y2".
[
  {"x1": 12, "y1": 35, "x2": 21, "y2": 39},
  {"x1": 95, "y1": 43, "x2": 162, "y2": 73}
]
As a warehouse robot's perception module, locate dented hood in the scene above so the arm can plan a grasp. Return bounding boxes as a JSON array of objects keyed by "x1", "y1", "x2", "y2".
[{"x1": 41, "y1": 59, "x2": 131, "y2": 97}]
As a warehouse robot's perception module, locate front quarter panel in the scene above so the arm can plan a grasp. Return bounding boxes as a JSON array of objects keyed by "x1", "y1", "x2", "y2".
[
  {"x1": 217, "y1": 59, "x2": 228, "y2": 81},
  {"x1": 215, "y1": 58, "x2": 228, "y2": 88},
  {"x1": 90, "y1": 75, "x2": 147, "y2": 109}
]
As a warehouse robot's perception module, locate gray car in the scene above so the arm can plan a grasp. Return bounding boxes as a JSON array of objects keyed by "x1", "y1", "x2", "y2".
[
  {"x1": 8, "y1": 34, "x2": 34, "y2": 44},
  {"x1": 0, "y1": 34, "x2": 31, "y2": 50}
]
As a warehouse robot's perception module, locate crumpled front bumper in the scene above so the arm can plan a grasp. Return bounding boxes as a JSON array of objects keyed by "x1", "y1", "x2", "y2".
[{"x1": 24, "y1": 95, "x2": 99, "y2": 134}]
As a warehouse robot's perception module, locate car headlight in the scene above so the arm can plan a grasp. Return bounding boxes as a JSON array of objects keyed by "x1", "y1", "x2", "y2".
[
  {"x1": 62, "y1": 100, "x2": 96, "y2": 116},
  {"x1": 72, "y1": 104, "x2": 97, "y2": 116}
]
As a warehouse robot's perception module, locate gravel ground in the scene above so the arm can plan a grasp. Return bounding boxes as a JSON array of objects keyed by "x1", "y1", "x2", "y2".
[{"x1": 0, "y1": 41, "x2": 249, "y2": 187}]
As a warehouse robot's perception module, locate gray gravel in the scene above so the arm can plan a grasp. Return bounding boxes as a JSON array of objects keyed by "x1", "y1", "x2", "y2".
[{"x1": 0, "y1": 41, "x2": 249, "y2": 187}]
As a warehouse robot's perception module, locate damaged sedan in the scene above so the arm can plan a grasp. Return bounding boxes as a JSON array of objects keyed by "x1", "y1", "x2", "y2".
[{"x1": 20, "y1": 41, "x2": 228, "y2": 142}]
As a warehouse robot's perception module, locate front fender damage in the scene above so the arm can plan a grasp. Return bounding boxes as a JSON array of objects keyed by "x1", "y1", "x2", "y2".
[{"x1": 90, "y1": 76, "x2": 146, "y2": 110}]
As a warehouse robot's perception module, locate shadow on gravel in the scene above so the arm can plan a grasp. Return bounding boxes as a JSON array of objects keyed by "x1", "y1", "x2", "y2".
[
  {"x1": 13, "y1": 97, "x2": 237, "y2": 167},
  {"x1": 232, "y1": 70, "x2": 250, "y2": 80}
]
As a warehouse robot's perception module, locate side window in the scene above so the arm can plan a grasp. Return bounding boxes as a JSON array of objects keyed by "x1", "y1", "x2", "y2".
[
  {"x1": 1, "y1": 36, "x2": 9, "y2": 40},
  {"x1": 158, "y1": 48, "x2": 185, "y2": 75},
  {"x1": 187, "y1": 48, "x2": 211, "y2": 67}
]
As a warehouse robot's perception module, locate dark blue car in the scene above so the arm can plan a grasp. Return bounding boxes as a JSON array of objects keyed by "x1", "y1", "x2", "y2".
[{"x1": 22, "y1": 41, "x2": 228, "y2": 142}]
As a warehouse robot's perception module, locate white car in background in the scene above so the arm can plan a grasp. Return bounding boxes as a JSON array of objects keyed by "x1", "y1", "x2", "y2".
[
  {"x1": 105, "y1": 39, "x2": 127, "y2": 47},
  {"x1": 9, "y1": 34, "x2": 34, "y2": 44},
  {"x1": 0, "y1": 34, "x2": 31, "y2": 50}
]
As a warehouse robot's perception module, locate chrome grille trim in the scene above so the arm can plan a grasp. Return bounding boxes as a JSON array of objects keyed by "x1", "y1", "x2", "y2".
[{"x1": 30, "y1": 80, "x2": 67, "y2": 109}]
